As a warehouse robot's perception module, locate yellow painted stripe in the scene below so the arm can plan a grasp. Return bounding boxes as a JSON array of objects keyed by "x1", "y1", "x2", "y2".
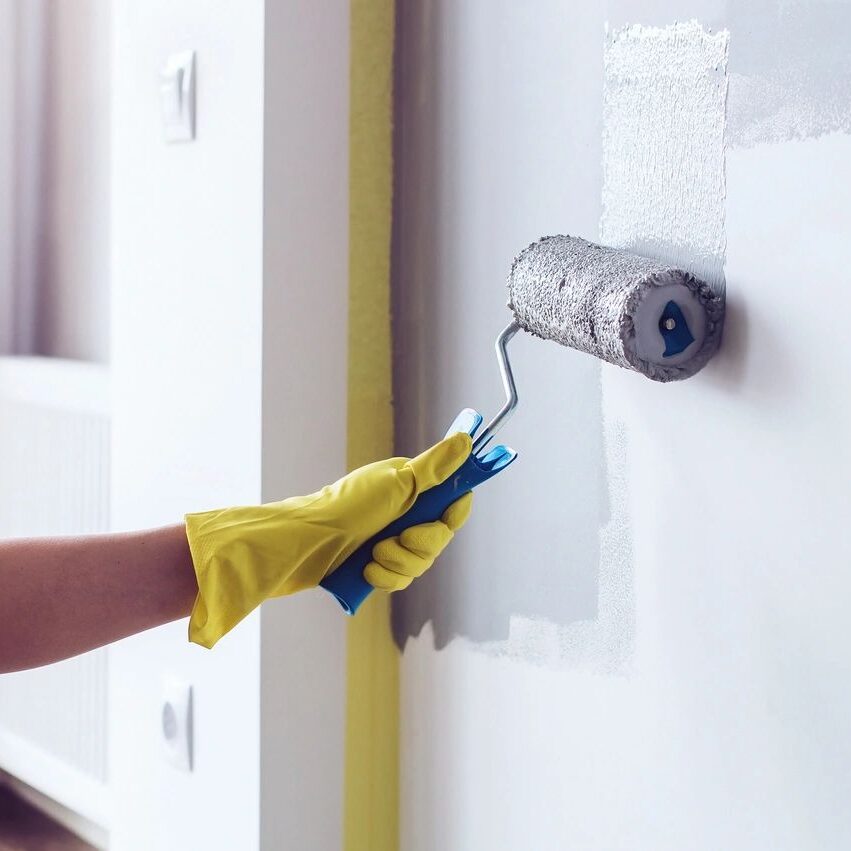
[{"x1": 345, "y1": 1, "x2": 398, "y2": 850}]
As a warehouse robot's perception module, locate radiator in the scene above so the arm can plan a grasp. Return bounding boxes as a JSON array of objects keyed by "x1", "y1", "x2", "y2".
[{"x1": 0, "y1": 356, "x2": 110, "y2": 827}]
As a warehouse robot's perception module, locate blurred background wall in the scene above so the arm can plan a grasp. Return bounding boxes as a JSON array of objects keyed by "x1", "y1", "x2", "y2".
[
  {"x1": 0, "y1": 2, "x2": 351, "y2": 849},
  {"x1": 0, "y1": 0, "x2": 110, "y2": 363},
  {"x1": 0, "y1": 4, "x2": 112, "y2": 847}
]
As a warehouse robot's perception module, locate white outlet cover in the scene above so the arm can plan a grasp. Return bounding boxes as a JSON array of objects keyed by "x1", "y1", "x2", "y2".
[
  {"x1": 160, "y1": 50, "x2": 196, "y2": 143},
  {"x1": 162, "y1": 678, "x2": 193, "y2": 771}
]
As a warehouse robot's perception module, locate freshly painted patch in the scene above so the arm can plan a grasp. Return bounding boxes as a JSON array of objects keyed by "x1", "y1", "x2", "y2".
[
  {"x1": 602, "y1": 20, "x2": 729, "y2": 295},
  {"x1": 727, "y1": 0, "x2": 851, "y2": 147},
  {"x1": 571, "y1": 18, "x2": 729, "y2": 674}
]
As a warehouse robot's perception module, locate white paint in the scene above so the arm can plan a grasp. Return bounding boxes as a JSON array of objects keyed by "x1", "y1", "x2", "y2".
[
  {"x1": 110, "y1": 2, "x2": 348, "y2": 848},
  {"x1": 726, "y1": 0, "x2": 851, "y2": 148},
  {"x1": 399, "y1": 6, "x2": 851, "y2": 850},
  {"x1": 602, "y1": 20, "x2": 729, "y2": 293}
]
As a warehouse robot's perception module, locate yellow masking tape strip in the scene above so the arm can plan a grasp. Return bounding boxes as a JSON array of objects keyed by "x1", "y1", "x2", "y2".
[{"x1": 345, "y1": 1, "x2": 398, "y2": 850}]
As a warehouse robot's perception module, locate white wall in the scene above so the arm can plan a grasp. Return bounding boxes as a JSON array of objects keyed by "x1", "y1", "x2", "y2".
[
  {"x1": 395, "y1": 2, "x2": 851, "y2": 849},
  {"x1": 110, "y1": 2, "x2": 349, "y2": 849},
  {"x1": 110, "y1": 2, "x2": 265, "y2": 845}
]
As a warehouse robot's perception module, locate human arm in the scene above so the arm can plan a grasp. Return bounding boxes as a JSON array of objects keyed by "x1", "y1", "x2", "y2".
[
  {"x1": 0, "y1": 433, "x2": 473, "y2": 672},
  {"x1": 0, "y1": 524, "x2": 196, "y2": 673}
]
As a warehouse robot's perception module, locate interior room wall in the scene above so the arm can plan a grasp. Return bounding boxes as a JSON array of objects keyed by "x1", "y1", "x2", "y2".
[
  {"x1": 109, "y1": 2, "x2": 349, "y2": 848},
  {"x1": 110, "y1": 2, "x2": 266, "y2": 844},
  {"x1": 393, "y1": 2, "x2": 851, "y2": 849}
]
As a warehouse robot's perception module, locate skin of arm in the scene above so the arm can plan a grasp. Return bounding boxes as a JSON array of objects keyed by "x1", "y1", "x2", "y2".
[{"x1": 0, "y1": 526, "x2": 197, "y2": 674}]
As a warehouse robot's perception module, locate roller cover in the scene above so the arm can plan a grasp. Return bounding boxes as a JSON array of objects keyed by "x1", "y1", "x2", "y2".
[{"x1": 507, "y1": 235, "x2": 725, "y2": 382}]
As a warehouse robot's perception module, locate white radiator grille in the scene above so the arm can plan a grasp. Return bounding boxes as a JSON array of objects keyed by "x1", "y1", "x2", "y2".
[{"x1": 0, "y1": 356, "x2": 110, "y2": 820}]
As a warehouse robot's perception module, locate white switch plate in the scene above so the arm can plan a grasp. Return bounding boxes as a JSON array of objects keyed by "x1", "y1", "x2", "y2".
[
  {"x1": 160, "y1": 50, "x2": 195, "y2": 143},
  {"x1": 161, "y1": 678, "x2": 193, "y2": 771}
]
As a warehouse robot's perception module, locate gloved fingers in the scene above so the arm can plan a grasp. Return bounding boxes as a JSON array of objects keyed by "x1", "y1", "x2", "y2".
[
  {"x1": 398, "y1": 521, "x2": 453, "y2": 560},
  {"x1": 441, "y1": 492, "x2": 473, "y2": 532},
  {"x1": 406, "y1": 432, "x2": 472, "y2": 493},
  {"x1": 372, "y1": 534, "x2": 436, "y2": 577},
  {"x1": 364, "y1": 560, "x2": 415, "y2": 592},
  {"x1": 365, "y1": 493, "x2": 473, "y2": 593}
]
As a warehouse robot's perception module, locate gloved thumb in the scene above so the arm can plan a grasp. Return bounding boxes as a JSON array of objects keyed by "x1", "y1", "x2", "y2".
[{"x1": 406, "y1": 431, "x2": 472, "y2": 493}]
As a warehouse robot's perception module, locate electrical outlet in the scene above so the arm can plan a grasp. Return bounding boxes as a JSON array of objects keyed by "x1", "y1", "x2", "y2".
[{"x1": 162, "y1": 678, "x2": 193, "y2": 771}]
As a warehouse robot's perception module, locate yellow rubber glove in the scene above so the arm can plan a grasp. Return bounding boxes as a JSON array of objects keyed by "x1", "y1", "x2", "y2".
[{"x1": 185, "y1": 432, "x2": 473, "y2": 648}]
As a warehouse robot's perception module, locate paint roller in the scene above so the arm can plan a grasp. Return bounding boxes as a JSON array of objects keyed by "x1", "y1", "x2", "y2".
[{"x1": 320, "y1": 235, "x2": 725, "y2": 613}]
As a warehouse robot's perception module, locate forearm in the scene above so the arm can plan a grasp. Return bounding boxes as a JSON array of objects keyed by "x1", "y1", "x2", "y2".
[{"x1": 0, "y1": 525, "x2": 198, "y2": 673}]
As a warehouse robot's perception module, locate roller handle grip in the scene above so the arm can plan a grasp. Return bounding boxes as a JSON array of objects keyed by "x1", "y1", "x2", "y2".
[{"x1": 319, "y1": 454, "x2": 506, "y2": 615}]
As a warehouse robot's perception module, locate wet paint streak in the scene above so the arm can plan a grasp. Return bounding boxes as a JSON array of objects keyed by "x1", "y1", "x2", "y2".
[{"x1": 602, "y1": 20, "x2": 729, "y2": 295}]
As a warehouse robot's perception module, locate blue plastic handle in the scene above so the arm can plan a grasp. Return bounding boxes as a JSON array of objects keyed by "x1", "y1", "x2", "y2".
[{"x1": 319, "y1": 409, "x2": 517, "y2": 614}]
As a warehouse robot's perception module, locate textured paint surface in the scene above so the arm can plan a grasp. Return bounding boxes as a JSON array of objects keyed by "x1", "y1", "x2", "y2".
[
  {"x1": 609, "y1": 0, "x2": 851, "y2": 148},
  {"x1": 598, "y1": 20, "x2": 729, "y2": 665},
  {"x1": 727, "y1": 0, "x2": 851, "y2": 147},
  {"x1": 344, "y1": 1, "x2": 398, "y2": 849},
  {"x1": 602, "y1": 20, "x2": 729, "y2": 294},
  {"x1": 391, "y1": 0, "x2": 608, "y2": 658}
]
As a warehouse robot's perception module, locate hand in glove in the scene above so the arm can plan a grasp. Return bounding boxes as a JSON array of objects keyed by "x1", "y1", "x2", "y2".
[{"x1": 186, "y1": 433, "x2": 473, "y2": 648}]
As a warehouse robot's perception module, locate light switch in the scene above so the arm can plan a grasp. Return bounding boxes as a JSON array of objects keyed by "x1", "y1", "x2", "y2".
[
  {"x1": 160, "y1": 51, "x2": 195, "y2": 142},
  {"x1": 162, "y1": 678, "x2": 193, "y2": 771}
]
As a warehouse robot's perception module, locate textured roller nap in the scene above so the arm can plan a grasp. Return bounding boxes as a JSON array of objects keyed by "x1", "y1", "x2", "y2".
[{"x1": 507, "y1": 235, "x2": 725, "y2": 382}]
